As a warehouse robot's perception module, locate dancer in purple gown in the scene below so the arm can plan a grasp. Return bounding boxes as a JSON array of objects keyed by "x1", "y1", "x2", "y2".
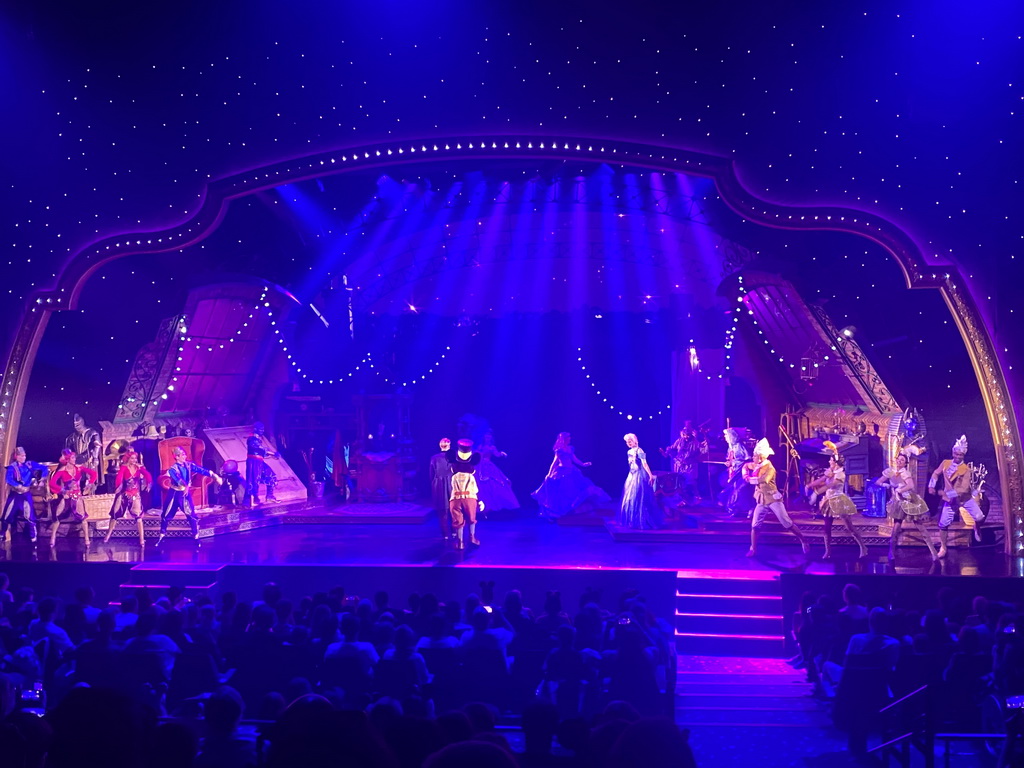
[
  {"x1": 476, "y1": 431, "x2": 520, "y2": 512},
  {"x1": 619, "y1": 433, "x2": 661, "y2": 529},
  {"x1": 532, "y1": 432, "x2": 611, "y2": 519}
]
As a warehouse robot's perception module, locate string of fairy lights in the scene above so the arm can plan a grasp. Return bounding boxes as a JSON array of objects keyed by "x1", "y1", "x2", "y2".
[
  {"x1": 223, "y1": 288, "x2": 451, "y2": 389},
  {"x1": 121, "y1": 278, "x2": 844, "y2": 417}
]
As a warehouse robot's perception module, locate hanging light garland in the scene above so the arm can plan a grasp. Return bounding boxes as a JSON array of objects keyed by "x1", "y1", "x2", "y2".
[
  {"x1": 738, "y1": 279, "x2": 800, "y2": 371},
  {"x1": 242, "y1": 287, "x2": 450, "y2": 388},
  {"x1": 369, "y1": 347, "x2": 451, "y2": 388},
  {"x1": 574, "y1": 346, "x2": 671, "y2": 422}
]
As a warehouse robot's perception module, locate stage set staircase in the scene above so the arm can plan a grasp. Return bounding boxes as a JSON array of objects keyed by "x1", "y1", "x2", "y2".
[{"x1": 673, "y1": 570, "x2": 846, "y2": 765}]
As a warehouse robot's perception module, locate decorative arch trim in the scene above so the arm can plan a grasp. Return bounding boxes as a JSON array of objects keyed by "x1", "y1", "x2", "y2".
[{"x1": 1, "y1": 134, "x2": 1019, "y2": 554}]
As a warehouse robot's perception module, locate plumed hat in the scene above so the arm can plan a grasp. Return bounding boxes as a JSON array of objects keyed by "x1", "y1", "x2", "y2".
[
  {"x1": 953, "y1": 434, "x2": 968, "y2": 455},
  {"x1": 753, "y1": 438, "x2": 774, "y2": 457}
]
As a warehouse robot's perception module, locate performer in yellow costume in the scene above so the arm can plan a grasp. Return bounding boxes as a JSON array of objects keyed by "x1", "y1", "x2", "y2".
[
  {"x1": 878, "y1": 445, "x2": 937, "y2": 561},
  {"x1": 928, "y1": 434, "x2": 984, "y2": 559},
  {"x1": 746, "y1": 438, "x2": 811, "y2": 558},
  {"x1": 807, "y1": 441, "x2": 868, "y2": 560}
]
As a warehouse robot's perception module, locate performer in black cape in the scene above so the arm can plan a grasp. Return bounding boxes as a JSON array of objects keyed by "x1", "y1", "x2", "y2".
[{"x1": 429, "y1": 438, "x2": 453, "y2": 541}]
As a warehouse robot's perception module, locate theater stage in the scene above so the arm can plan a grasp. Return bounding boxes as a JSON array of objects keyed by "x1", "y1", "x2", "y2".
[{"x1": 1, "y1": 503, "x2": 1016, "y2": 659}]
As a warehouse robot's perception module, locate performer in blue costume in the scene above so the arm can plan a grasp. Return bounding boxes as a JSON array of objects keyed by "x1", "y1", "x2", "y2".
[
  {"x1": 532, "y1": 431, "x2": 611, "y2": 519},
  {"x1": 244, "y1": 421, "x2": 279, "y2": 506},
  {"x1": 619, "y1": 433, "x2": 661, "y2": 529},
  {"x1": 156, "y1": 446, "x2": 221, "y2": 545},
  {"x1": 475, "y1": 431, "x2": 520, "y2": 512},
  {"x1": 3, "y1": 447, "x2": 48, "y2": 543}
]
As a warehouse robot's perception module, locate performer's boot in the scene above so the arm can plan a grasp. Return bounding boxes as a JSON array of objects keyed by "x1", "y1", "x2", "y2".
[
  {"x1": 916, "y1": 521, "x2": 938, "y2": 561},
  {"x1": 28, "y1": 522, "x2": 37, "y2": 544},
  {"x1": 746, "y1": 527, "x2": 758, "y2": 558},
  {"x1": 83, "y1": 525, "x2": 91, "y2": 547},
  {"x1": 887, "y1": 526, "x2": 900, "y2": 562},
  {"x1": 49, "y1": 522, "x2": 60, "y2": 547},
  {"x1": 792, "y1": 525, "x2": 811, "y2": 555},
  {"x1": 104, "y1": 520, "x2": 115, "y2": 544},
  {"x1": 845, "y1": 519, "x2": 868, "y2": 558},
  {"x1": 156, "y1": 531, "x2": 166, "y2": 547},
  {"x1": 469, "y1": 522, "x2": 480, "y2": 546},
  {"x1": 137, "y1": 519, "x2": 146, "y2": 547},
  {"x1": 822, "y1": 518, "x2": 833, "y2": 559},
  {"x1": 454, "y1": 527, "x2": 465, "y2": 550},
  {"x1": 936, "y1": 529, "x2": 949, "y2": 559}
]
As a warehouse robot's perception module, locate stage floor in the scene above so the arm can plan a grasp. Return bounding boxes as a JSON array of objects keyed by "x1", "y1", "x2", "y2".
[{"x1": 4, "y1": 508, "x2": 1014, "y2": 578}]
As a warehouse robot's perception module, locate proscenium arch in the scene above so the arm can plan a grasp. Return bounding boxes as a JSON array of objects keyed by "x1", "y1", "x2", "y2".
[{"x1": 2, "y1": 135, "x2": 1020, "y2": 556}]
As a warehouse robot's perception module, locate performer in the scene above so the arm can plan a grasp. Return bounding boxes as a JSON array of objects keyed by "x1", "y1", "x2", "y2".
[
  {"x1": 928, "y1": 434, "x2": 984, "y2": 559},
  {"x1": 104, "y1": 450, "x2": 152, "y2": 546},
  {"x1": 746, "y1": 438, "x2": 810, "y2": 558},
  {"x1": 532, "y1": 432, "x2": 611, "y2": 519},
  {"x1": 661, "y1": 421, "x2": 707, "y2": 505},
  {"x1": 476, "y1": 431, "x2": 520, "y2": 513},
  {"x1": 157, "y1": 446, "x2": 222, "y2": 546},
  {"x1": 65, "y1": 413, "x2": 102, "y2": 476},
  {"x1": 719, "y1": 428, "x2": 751, "y2": 515},
  {"x1": 619, "y1": 433, "x2": 661, "y2": 529},
  {"x1": 244, "y1": 422, "x2": 278, "y2": 507},
  {"x1": 3, "y1": 447, "x2": 48, "y2": 543},
  {"x1": 877, "y1": 446, "x2": 937, "y2": 561},
  {"x1": 448, "y1": 439, "x2": 484, "y2": 550},
  {"x1": 807, "y1": 442, "x2": 868, "y2": 559},
  {"x1": 429, "y1": 438, "x2": 453, "y2": 540},
  {"x1": 48, "y1": 449, "x2": 98, "y2": 546}
]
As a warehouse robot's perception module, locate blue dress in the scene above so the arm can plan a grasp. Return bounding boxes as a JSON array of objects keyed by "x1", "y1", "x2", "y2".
[
  {"x1": 532, "y1": 447, "x2": 611, "y2": 518},
  {"x1": 619, "y1": 447, "x2": 661, "y2": 529}
]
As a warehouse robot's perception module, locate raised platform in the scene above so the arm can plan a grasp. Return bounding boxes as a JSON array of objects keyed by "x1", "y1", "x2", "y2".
[
  {"x1": 43, "y1": 499, "x2": 434, "y2": 541},
  {"x1": 608, "y1": 504, "x2": 988, "y2": 551}
]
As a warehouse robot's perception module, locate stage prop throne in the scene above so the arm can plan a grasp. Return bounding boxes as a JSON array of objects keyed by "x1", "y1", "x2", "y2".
[{"x1": 157, "y1": 437, "x2": 213, "y2": 509}]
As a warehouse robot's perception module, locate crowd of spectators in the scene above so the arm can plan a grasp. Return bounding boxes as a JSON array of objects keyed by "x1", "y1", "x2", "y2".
[
  {"x1": 0, "y1": 572, "x2": 691, "y2": 768},
  {"x1": 789, "y1": 582, "x2": 1024, "y2": 760}
]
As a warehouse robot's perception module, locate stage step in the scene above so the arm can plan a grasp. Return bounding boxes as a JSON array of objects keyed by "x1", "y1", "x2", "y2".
[
  {"x1": 675, "y1": 658, "x2": 828, "y2": 734},
  {"x1": 674, "y1": 705, "x2": 831, "y2": 726},
  {"x1": 675, "y1": 612, "x2": 783, "y2": 636},
  {"x1": 127, "y1": 563, "x2": 226, "y2": 586},
  {"x1": 675, "y1": 571, "x2": 785, "y2": 658},
  {"x1": 676, "y1": 631, "x2": 786, "y2": 657},
  {"x1": 676, "y1": 593, "x2": 782, "y2": 615},
  {"x1": 677, "y1": 692, "x2": 820, "y2": 710}
]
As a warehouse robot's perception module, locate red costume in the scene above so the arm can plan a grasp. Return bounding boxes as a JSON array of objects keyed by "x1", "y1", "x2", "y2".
[
  {"x1": 110, "y1": 464, "x2": 152, "y2": 519},
  {"x1": 49, "y1": 463, "x2": 98, "y2": 521},
  {"x1": 106, "y1": 452, "x2": 152, "y2": 545},
  {"x1": 48, "y1": 452, "x2": 97, "y2": 546}
]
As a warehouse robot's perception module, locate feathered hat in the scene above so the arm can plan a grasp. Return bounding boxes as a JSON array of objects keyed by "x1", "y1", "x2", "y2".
[
  {"x1": 823, "y1": 440, "x2": 838, "y2": 456},
  {"x1": 753, "y1": 438, "x2": 774, "y2": 457},
  {"x1": 953, "y1": 434, "x2": 968, "y2": 455}
]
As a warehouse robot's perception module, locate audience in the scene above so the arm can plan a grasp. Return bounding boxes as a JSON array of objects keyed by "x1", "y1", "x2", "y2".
[{"x1": 1, "y1": 568, "x2": 1022, "y2": 768}]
